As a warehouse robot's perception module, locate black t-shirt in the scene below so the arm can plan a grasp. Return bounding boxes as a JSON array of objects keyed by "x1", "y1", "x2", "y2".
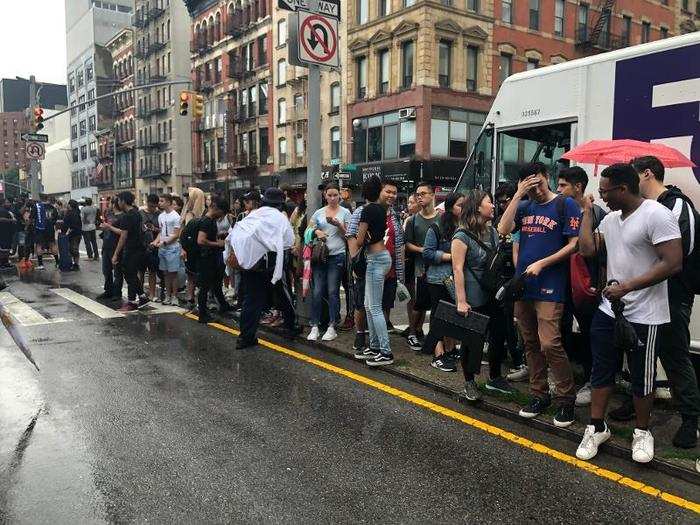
[
  {"x1": 197, "y1": 216, "x2": 221, "y2": 259},
  {"x1": 360, "y1": 203, "x2": 386, "y2": 245},
  {"x1": 122, "y1": 207, "x2": 144, "y2": 253}
]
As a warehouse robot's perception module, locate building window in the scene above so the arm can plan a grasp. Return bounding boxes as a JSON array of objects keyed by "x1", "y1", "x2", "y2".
[
  {"x1": 294, "y1": 93, "x2": 304, "y2": 113},
  {"x1": 80, "y1": 145, "x2": 87, "y2": 160},
  {"x1": 72, "y1": 148, "x2": 78, "y2": 162},
  {"x1": 401, "y1": 40, "x2": 414, "y2": 89},
  {"x1": 77, "y1": 70, "x2": 84, "y2": 87},
  {"x1": 260, "y1": 128, "x2": 269, "y2": 163},
  {"x1": 554, "y1": 0, "x2": 565, "y2": 36},
  {"x1": 278, "y1": 98, "x2": 286, "y2": 124},
  {"x1": 71, "y1": 124, "x2": 78, "y2": 140},
  {"x1": 621, "y1": 15, "x2": 631, "y2": 46},
  {"x1": 330, "y1": 83, "x2": 340, "y2": 113},
  {"x1": 529, "y1": 0, "x2": 539, "y2": 30},
  {"x1": 641, "y1": 21, "x2": 651, "y2": 43},
  {"x1": 404, "y1": 0, "x2": 416, "y2": 6},
  {"x1": 357, "y1": 0, "x2": 368, "y2": 24},
  {"x1": 660, "y1": 26, "x2": 668, "y2": 39},
  {"x1": 466, "y1": 46, "x2": 478, "y2": 92},
  {"x1": 502, "y1": 0, "x2": 512, "y2": 23},
  {"x1": 79, "y1": 95, "x2": 86, "y2": 112},
  {"x1": 430, "y1": 107, "x2": 486, "y2": 158},
  {"x1": 258, "y1": 35, "x2": 268, "y2": 65},
  {"x1": 278, "y1": 137, "x2": 287, "y2": 165},
  {"x1": 68, "y1": 75, "x2": 75, "y2": 93},
  {"x1": 88, "y1": 89, "x2": 95, "y2": 106},
  {"x1": 277, "y1": 19, "x2": 287, "y2": 46},
  {"x1": 277, "y1": 59, "x2": 286, "y2": 85},
  {"x1": 89, "y1": 141, "x2": 97, "y2": 158},
  {"x1": 79, "y1": 120, "x2": 87, "y2": 136},
  {"x1": 527, "y1": 58, "x2": 539, "y2": 70},
  {"x1": 500, "y1": 53, "x2": 512, "y2": 85},
  {"x1": 295, "y1": 134, "x2": 304, "y2": 158},
  {"x1": 467, "y1": 0, "x2": 479, "y2": 11},
  {"x1": 577, "y1": 3, "x2": 589, "y2": 40},
  {"x1": 438, "y1": 40, "x2": 451, "y2": 88},
  {"x1": 259, "y1": 81, "x2": 268, "y2": 114},
  {"x1": 378, "y1": 49, "x2": 389, "y2": 95},
  {"x1": 380, "y1": 0, "x2": 390, "y2": 16},
  {"x1": 86, "y1": 63, "x2": 94, "y2": 82},
  {"x1": 356, "y1": 56, "x2": 367, "y2": 99},
  {"x1": 330, "y1": 127, "x2": 340, "y2": 159},
  {"x1": 88, "y1": 115, "x2": 96, "y2": 130},
  {"x1": 352, "y1": 111, "x2": 417, "y2": 163}
]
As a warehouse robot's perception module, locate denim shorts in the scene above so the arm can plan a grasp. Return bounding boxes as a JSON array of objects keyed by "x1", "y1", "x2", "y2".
[{"x1": 159, "y1": 243, "x2": 181, "y2": 273}]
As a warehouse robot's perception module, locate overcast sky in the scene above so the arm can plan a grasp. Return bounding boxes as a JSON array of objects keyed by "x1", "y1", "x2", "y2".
[{"x1": 0, "y1": 1, "x2": 67, "y2": 84}]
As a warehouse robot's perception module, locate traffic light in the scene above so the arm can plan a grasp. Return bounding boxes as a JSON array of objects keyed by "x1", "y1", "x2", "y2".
[
  {"x1": 193, "y1": 94, "x2": 204, "y2": 118},
  {"x1": 33, "y1": 107, "x2": 44, "y2": 131},
  {"x1": 179, "y1": 91, "x2": 189, "y2": 116}
]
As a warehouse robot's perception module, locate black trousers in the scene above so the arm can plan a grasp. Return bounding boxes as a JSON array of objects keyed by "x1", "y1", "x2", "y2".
[
  {"x1": 197, "y1": 258, "x2": 228, "y2": 316},
  {"x1": 659, "y1": 298, "x2": 700, "y2": 418},
  {"x1": 83, "y1": 230, "x2": 98, "y2": 258},
  {"x1": 460, "y1": 302, "x2": 508, "y2": 382},
  {"x1": 239, "y1": 269, "x2": 296, "y2": 344},
  {"x1": 102, "y1": 245, "x2": 123, "y2": 296},
  {"x1": 121, "y1": 249, "x2": 144, "y2": 302}
]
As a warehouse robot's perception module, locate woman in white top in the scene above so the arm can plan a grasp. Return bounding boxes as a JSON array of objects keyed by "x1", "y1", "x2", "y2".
[{"x1": 307, "y1": 183, "x2": 352, "y2": 342}]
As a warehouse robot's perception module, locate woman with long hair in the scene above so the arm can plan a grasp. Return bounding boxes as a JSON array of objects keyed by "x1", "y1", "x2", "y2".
[
  {"x1": 452, "y1": 189, "x2": 514, "y2": 401},
  {"x1": 355, "y1": 176, "x2": 393, "y2": 366},
  {"x1": 421, "y1": 192, "x2": 465, "y2": 372},
  {"x1": 307, "y1": 182, "x2": 352, "y2": 342},
  {"x1": 181, "y1": 187, "x2": 206, "y2": 309}
]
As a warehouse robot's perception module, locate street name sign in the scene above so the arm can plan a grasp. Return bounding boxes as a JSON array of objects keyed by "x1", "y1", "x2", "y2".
[
  {"x1": 296, "y1": 11, "x2": 340, "y2": 68},
  {"x1": 20, "y1": 132, "x2": 49, "y2": 143},
  {"x1": 278, "y1": 0, "x2": 340, "y2": 20},
  {"x1": 26, "y1": 142, "x2": 45, "y2": 160}
]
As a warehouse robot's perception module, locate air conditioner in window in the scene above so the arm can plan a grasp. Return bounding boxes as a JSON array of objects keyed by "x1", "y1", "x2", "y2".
[{"x1": 399, "y1": 108, "x2": 416, "y2": 120}]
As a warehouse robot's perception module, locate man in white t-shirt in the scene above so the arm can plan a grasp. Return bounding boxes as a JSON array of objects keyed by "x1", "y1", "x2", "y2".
[
  {"x1": 576, "y1": 163, "x2": 682, "y2": 464},
  {"x1": 152, "y1": 195, "x2": 181, "y2": 305}
]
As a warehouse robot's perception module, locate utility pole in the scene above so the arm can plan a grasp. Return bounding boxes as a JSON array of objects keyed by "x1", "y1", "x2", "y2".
[
  {"x1": 28, "y1": 76, "x2": 43, "y2": 199},
  {"x1": 306, "y1": 64, "x2": 321, "y2": 215}
]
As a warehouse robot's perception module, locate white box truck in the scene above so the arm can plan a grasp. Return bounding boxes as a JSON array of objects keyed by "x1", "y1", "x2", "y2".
[{"x1": 454, "y1": 32, "x2": 700, "y2": 355}]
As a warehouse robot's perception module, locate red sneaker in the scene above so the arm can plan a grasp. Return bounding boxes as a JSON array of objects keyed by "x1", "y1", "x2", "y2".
[
  {"x1": 118, "y1": 302, "x2": 138, "y2": 312},
  {"x1": 338, "y1": 317, "x2": 355, "y2": 332}
]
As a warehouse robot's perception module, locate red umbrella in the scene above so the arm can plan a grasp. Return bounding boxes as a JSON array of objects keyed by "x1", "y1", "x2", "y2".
[{"x1": 562, "y1": 139, "x2": 696, "y2": 175}]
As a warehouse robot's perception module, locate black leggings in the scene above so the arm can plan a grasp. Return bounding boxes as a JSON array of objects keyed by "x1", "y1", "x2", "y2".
[
  {"x1": 421, "y1": 282, "x2": 453, "y2": 355},
  {"x1": 461, "y1": 302, "x2": 508, "y2": 382},
  {"x1": 122, "y1": 250, "x2": 144, "y2": 302}
]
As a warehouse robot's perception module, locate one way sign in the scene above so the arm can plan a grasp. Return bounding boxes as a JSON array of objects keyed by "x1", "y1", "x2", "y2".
[{"x1": 278, "y1": 0, "x2": 340, "y2": 20}]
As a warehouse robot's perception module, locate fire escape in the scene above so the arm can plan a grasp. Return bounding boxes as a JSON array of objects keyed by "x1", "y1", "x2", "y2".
[{"x1": 575, "y1": 0, "x2": 625, "y2": 52}]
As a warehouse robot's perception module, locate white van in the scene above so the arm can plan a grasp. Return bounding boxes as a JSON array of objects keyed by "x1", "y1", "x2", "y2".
[{"x1": 455, "y1": 32, "x2": 700, "y2": 353}]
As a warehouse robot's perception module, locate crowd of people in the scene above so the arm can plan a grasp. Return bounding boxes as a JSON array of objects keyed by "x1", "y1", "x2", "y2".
[{"x1": 0, "y1": 153, "x2": 697, "y2": 465}]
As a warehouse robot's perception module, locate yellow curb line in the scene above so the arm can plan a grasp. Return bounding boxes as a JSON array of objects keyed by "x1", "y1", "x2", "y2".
[{"x1": 185, "y1": 312, "x2": 700, "y2": 515}]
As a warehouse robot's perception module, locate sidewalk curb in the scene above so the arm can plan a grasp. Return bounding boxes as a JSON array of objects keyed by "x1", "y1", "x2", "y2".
[{"x1": 257, "y1": 325, "x2": 700, "y2": 486}]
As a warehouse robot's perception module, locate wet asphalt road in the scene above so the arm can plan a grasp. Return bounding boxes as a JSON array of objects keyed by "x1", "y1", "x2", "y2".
[{"x1": 0, "y1": 266, "x2": 698, "y2": 523}]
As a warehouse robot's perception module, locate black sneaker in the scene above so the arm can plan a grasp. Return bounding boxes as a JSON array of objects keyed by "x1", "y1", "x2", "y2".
[
  {"x1": 354, "y1": 347, "x2": 379, "y2": 360},
  {"x1": 399, "y1": 326, "x2": 410, "y2": 338},
  {"x1": 609, "y1": 398, "x2": 635, "y2": 422},
  {"x1": 553, "y1": 404, "x2": 576, "y2": 428},
  {"x1": 407, "y1": 335, "x2": 422, "y2": 351},
  {"x1": 367, "y1": 352, "x2": 394, "y2": 367},
  {"x1": 137, "y1": 295, "x2": 151, "y2": 309},
  {"x1": 96, "y1": 292, "x2": 113, "y2": 300},
  {"x1": 431, "y1": 356, "x2": 456, "y2": 372},
  {"x1": 485, "y1": 377, "x2": 515, "y2": 395},
  {"x1": 463, "y1": 380, "x2": 482, "y2": 402},
  {"x1": 518, "y1": 396, "x2": 552, "y2": 418},
  {"x1": 672, "y1": 416, "x2": 699, "y2": 449},
  {"x1": 236, "y1": 338, "x2": 258, "y2": 350}
]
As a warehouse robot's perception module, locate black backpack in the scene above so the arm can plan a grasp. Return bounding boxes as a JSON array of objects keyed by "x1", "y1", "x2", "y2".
[
  {"x1": 180, "y1": 218, "x2": 201, "y2": 257},
  {"x1": 455, "y1": 227, "x2": 506, "y2": 296},
  {"x1": 666, "y1": 192, "x2": 700, "y2": 295}
]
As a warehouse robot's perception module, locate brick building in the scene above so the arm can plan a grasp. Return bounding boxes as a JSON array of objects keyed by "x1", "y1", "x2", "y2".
[
  {"x1": 187, "y1": 0, "x2": 273, "y2": 198},
  {"x1": 0, "y1": 112, "x2": 30, "y2": 175},
  {"x1": 345, "y1": 1, "x2": 495, "y2": 195}
]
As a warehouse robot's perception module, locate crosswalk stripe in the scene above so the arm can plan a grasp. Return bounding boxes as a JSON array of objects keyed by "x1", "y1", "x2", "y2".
[
  {"x1": 0, "y1": 292, "x2": 68, "y2": 326},
  {"x1": 51, "y1": 288, "x2": 125, "y2": 319}
]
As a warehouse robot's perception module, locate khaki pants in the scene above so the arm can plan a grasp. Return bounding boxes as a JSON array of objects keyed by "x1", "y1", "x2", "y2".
[{"x1": 515, "y1": 300, "x2": 575, "y2": 405}]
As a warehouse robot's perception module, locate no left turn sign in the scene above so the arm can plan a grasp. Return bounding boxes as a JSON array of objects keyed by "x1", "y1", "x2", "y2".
[{"x1": 297, "y1": 11, "x2": 339, "y2": 68}]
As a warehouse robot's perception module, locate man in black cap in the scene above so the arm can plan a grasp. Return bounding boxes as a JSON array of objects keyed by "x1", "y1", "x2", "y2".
[{"x1": 228, "y1": 188, "x2": 300, "y2": 348}]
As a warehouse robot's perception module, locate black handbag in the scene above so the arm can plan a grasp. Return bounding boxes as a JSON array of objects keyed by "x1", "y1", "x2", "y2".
[
  {"x1": 432, "y1": 300, "x2": 490, "y2": 340},
  {"x1": 311, "y1": 239, "x2": 329, "y2": 266},
  {"x1": 609, "y1": 281, "x2": 638, "y2": 353}
]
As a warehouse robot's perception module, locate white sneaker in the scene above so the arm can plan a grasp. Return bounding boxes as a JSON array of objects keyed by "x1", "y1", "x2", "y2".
[
  {"x1": 631, "y1": 428, "x2": 654, "y2": 463},
  {"x1": 162, "y1": 297, "x2": 171, "y2": 306},
  {"x1": 506, "y1": 364, "x2": 529, "y2": 382},
  {"x1": 654, "y1": 387, "x2": 672, "y2": 400},
  {"x1": 321, "y1": 326, "x2": 337, "y2": 341},
  {"x1": 575, "y1": 382, "x2": 592, "y2": 407},
  {"x1": 307, "y1": 326, "x2": 320, "y2": 341},
  {"x1": 576, "y1": 423, "x2": 611, "y2": 460}
]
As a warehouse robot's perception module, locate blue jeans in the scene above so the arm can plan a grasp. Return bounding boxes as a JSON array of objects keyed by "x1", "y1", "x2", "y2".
[
  {"x1": 311, "y1": 253, "x2": 345, "y2": 327},
  {"x1": 365, "y1": 250, "x2": 392, "y2": 355}
]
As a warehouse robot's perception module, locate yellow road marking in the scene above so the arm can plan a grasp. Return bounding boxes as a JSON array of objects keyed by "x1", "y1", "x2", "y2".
[{"x1": 184, "y1": 312, "x2": 700, "y2": 515}]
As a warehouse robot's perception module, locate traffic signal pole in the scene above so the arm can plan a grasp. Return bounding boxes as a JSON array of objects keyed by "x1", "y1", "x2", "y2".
[
  {"x1": 28, "y1": 76, "x2": 42, "y2": 199},
  {"x1": 306, "y1": 63, "x2": 321, "y2": 217}
]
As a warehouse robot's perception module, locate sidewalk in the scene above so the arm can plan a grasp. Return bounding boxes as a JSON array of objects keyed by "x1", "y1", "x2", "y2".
[{"x1": 244, "y1": 319, "x2": 700, "y2": 484}]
